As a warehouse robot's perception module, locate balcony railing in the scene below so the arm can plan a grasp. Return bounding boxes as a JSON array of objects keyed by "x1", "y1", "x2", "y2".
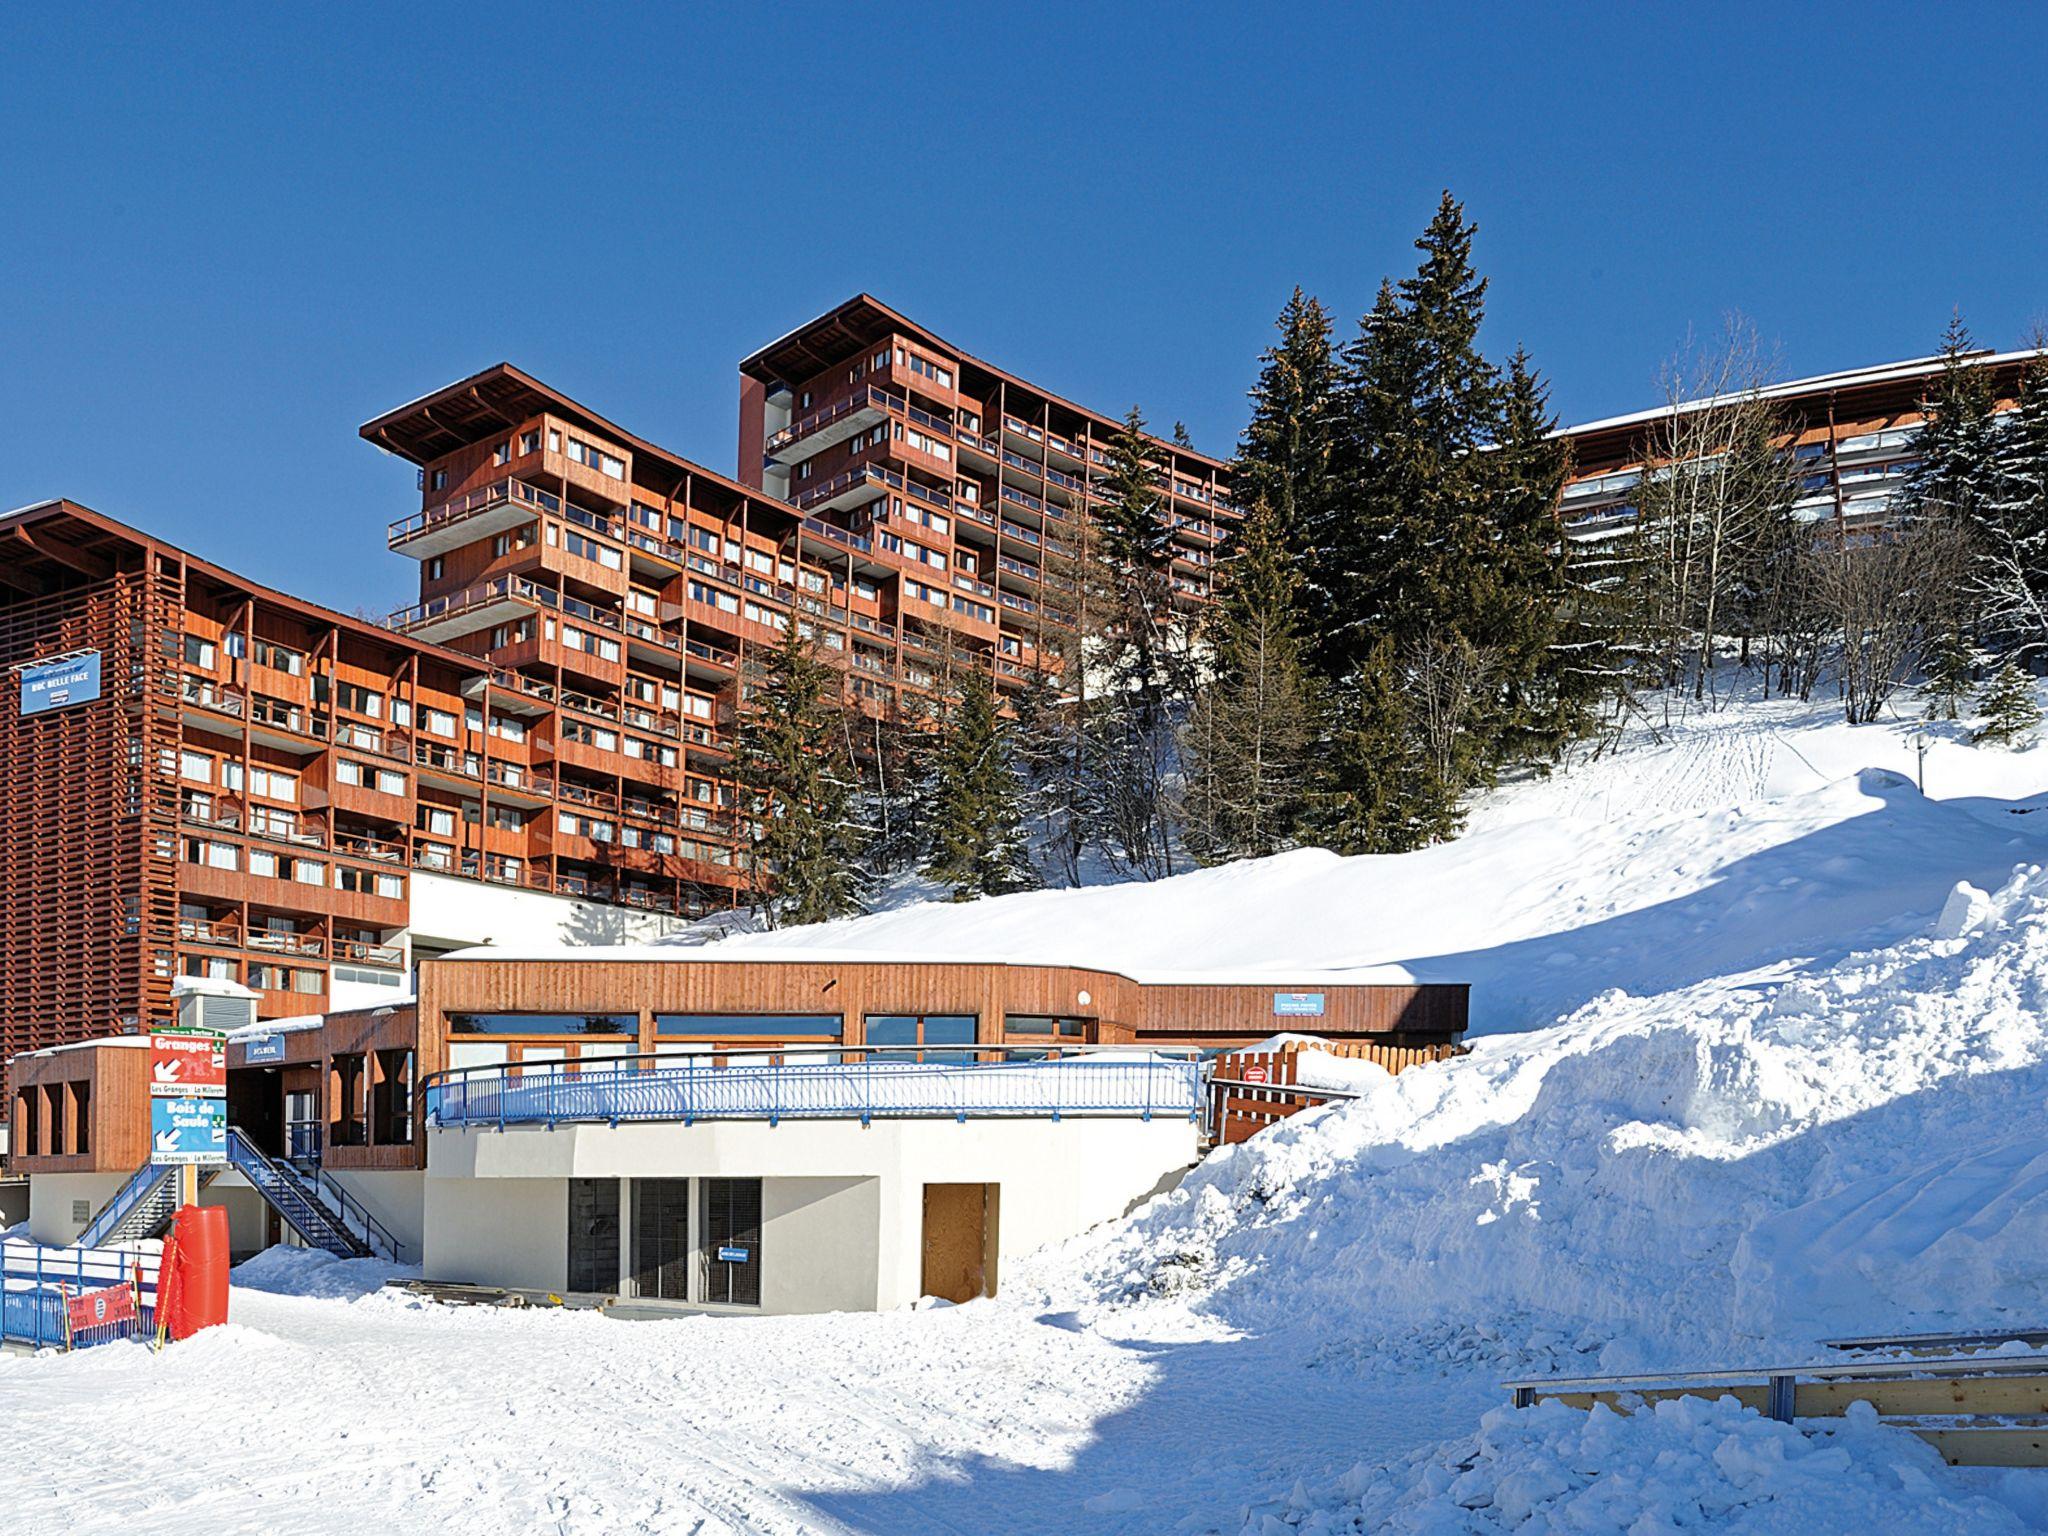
[
  {"x1": 423, "y1": 1046, "x2": 1203, "y2": 1129},
  {"x1": 387, "y1": 477, "x2": 560, "y2": 547}
]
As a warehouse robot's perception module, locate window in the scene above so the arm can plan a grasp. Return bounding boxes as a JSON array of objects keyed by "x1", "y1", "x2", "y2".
[
  {"x1": 566, "y1": 436, "x2": 626, "y2": 479},
  {"x1": 424, "y1": 708, "x2": 457, "y2": 738},
  {"x1": 631, "y1": 1178, "x2": 690, "y2": 1301},
  {"x1": 253, "y1": 639, "x2": 304, "y2": 676},
  {"x1": 700, "y1": 1178, "x2": 761, "y2": 1307},
  {"x1": 520, "y1": 429, "x2": 541, "y2": 456},
  {"x1": 447, "y1": 1013, "x2": 637, "y2": 1035},
  {"x1": 654, "y1": 1014, "x2": 843, "y2": 1039},
  {"x1": 417, "y1": 805, "x2": 455, "y2": 837},
  {"x1": 432, "y1": 469, "x2": 448, "y2": 491},
  {"x1": 293, "y1": 859, "x2": 326, "y2": 886},
  {"x1": 248, "y1": 767, "x2": 297, "y2": 802},
  {"x1": 182, "y1": 634, "x2": 216, "y2": 670},
  {"x1": 492, "y1": 441, "x2": 511, "y2": 467},
  {"x1": 333, "y1": 681, "x2": 383, "y2": 718},
  {"x1": 180, "y1": 750, "x2": 213, "y2": 784},
  {"x1": 376, "y1": 768, "x2": 406, "y2": 796},
  {"x1": 865, "y1": 1014, "x2": 977, "y2": 1061},
  {"x1": 247, "y1": 848, "x2": 278, "y2": 878},
  {"x1": 1005, "y1": 1016, "x2": 1090, "y2": 1039},
  {"x1": 568, "y1": 1178, "x2": 620, "y2": 1294}
]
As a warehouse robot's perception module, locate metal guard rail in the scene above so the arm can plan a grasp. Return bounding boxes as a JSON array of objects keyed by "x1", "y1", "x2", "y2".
[
  {"x1": 423, "y1": 1046, "x2": 1204, "y2": 1130},
  {"x1": 2, "y1": 1239, "x2": 162, "y2": 1350}
]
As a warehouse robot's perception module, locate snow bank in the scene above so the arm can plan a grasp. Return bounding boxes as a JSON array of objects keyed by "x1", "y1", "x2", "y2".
[
  {"x1": 1047, "y1": 862, "x2": 2048, "y2": 1370},
  {"x1": 1264, "y1": 1396, "x2": 2041, "y2": 1534},
  {"x1": 231, "y1": 1246, "x2": 413, "y2": 1301}
]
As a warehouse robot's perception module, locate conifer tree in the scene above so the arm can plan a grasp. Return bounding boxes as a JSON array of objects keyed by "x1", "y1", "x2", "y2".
[
  {"x1": 1314, "y1": 637, "x2": 1423, "y2": 853},
  {"x1": 1911, "y1": 313, "x2": 2002, "y2": 526},
  {"x1": 1974, "y1": 352, "x2": 2048, "y2": 657},
  {"x1": 1181, "y1": 495, "x2": 1318, "y2": 862},
  {"x1": 1091, "y1": 406, "x2": 1184, "y2": 879},
  {"x1": 732, "y1": 619, "x2": 868, "y2": 927},
  {"x1": 1171, "y1": 421, "x2": 1195, "y2": 449},
  {"x1": 1236, "y1": 288, "x2": 1339, "y2": 576},
  {"x1": 919, "y1": 680, "x2": 1035, "y2": 900},
  {"x1": 1920, "y1": 623, "x2": 1976, "y2": 721},
  {"x1": 1973, "y1": 659, "x2": 2042, "y2": 748}
]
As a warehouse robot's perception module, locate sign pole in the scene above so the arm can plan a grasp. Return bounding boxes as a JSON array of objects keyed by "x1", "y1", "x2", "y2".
[{"x1": 179, "y1": 1163, "x2": 200, "y2": 1208}]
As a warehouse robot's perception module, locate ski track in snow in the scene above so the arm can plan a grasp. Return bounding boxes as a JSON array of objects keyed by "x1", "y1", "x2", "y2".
[{"x1": 14, "y1": 682, "x2": 2048, "y2": 1533}]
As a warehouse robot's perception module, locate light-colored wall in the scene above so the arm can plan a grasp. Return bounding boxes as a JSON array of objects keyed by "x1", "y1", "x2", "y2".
[
  {"x1": 0, "y1": 1179, "x2": 26, "y2": 1230},
  {"x1": 423, "y1": 1116, "x2": 1195, "y2": 1312},
  {"x1": 325, "y1": 1169, "x2": 427, "y2": 1261},
  {"x1": 409, "y1": 872, "x2": 694, "y2": 956},
  {"x1": 424, "y1": 1175, "x2": 567, "y2": 1292},
  {"x1": 197, "y1": 1173, "x2": 267, "y2": 1260},
  {"x1": 26, "y1": 1171, "x2": 130, "y2": 1245}
]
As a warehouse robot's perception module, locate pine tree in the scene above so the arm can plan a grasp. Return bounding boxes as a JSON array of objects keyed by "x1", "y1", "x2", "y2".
[
  {"x1": 1975, "y1": 352, "x2": 2048, "y2": 658},
  {"x1": 1091, "y1": 406, "x2": 1184, "y2": 879},
  {"x1": 1911, "y1": 313, "x2": 2002, "y2": 526},
  {"x1": 732, "y1": 620, "x2": 868, "y2": 927},
  {"x1": 919, "y1": 681, "x2": 1035, "y2": 900},
  {"x1": 1920, "y1": 623, "x2": 1977, "y2": 721},
  {"x1": 1314, "y1": 637, "x2": 1426, "y2": 853},
  {"x1": 1973, "y1": 659, "x2": 2042, "y2": 748},
  {"x1": 1171, "y1": 420, "x2": 1195, "y2": 449},
  {"x1": 1181, "y1": 495, "x2": 1318, "y2": 862},
  {"x1": 1235, "y1": 287, "x2": 1339, "y2": 575},
  {"x1": 1009, "y1": 666, "x2": 1090, "y2": 885}
]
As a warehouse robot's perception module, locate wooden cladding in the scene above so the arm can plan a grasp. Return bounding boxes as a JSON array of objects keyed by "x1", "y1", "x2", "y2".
[
  {"x1": 416, "y1": 957, "x2": 1468, "y2": 1056},
  {"x1": 8, "y1": 1044, "x2": 150, "y2": 1173},
  {"x1": 1209, "y1": 1039, "x2": 1469, "y2": 1146}
]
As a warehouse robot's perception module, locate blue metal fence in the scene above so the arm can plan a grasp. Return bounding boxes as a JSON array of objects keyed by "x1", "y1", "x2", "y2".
[
  {"x1": 424, "y1": 1048, "x2": 1203, "y2": 1130},
  {"x1": 1, "y1": 1240, "x2": 160, "y2": 1350}
]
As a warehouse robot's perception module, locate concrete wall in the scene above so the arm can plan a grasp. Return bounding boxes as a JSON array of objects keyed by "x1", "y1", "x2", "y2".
[
  {"x1": 197, "y1": 1173, "x2": 268, "y2": 1261},
  {"x1": 423, "y1": 1116, "x2": 1195, "y2": 1313},
  {"x1": 0, "y1": 1179, "x2": 26, "y2": 1230},
  {"x1": 424, "y1": 1176, "x2": 568, "y2": 1292},
  {"x1": 26, "y1": 1171, "x2": 129, "y2": 1245},
  {"x1": 325, "y1": 1168, "x2": 427, "y2": 1261},
  {"x1": 409, "y1": 872, "x2": 694, "y2": 956}
]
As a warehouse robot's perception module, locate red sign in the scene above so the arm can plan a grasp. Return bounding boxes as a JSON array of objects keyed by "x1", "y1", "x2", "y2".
[
  {"x1": 1242, "y1": 1064, "x2": 1270, "y2": 1084},
  {"x1": 150, "y1": 1030, "x2": 226, "y2": 1098},
  {"x1": 67, "y1": 1282, "x2": 138, "y2": 1333}
]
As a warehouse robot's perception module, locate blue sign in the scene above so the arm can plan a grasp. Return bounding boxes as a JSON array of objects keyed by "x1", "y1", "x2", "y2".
[
  {"x1": 1273, "y1": 992, "x2": 1326, "y2": 1018},
  {"x1": 716, "y1": 1246, "x2": 750, "y2": 1264},
  {"x1": 19, "y1": 652, "x2": 101, "y2": 716},
  {"x1": 150, "y1": 1097, "x2": 227, "y2": 1166},
  {"x1": 244, "y1": 1033, "x2": 287, "y2": 1064}
]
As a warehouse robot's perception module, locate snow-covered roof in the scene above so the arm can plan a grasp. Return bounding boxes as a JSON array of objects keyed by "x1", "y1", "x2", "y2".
[
  {"x1": 16, "y1": 1034, "x2": 151, "y2": 1061},
  {"x1": 1558, "y1": 346, "x2": 2048, "y2": 441},
  {"x1": 430, "y1": 943, "x2": 1423, "y2": 988}
]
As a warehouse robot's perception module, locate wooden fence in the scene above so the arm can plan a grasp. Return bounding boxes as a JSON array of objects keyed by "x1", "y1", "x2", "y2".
[
  {"x1": 1505, "y1": 1354, "x2": 2048, "y2": 1467},
  {"x1": 1206, "y1": 1038, "x2": 1467, "y2": 1145}
]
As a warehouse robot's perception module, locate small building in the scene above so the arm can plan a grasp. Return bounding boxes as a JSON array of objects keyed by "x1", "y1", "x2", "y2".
[{"x1": 10, "y1": 950, "x2": 1465, "y2": 1313}]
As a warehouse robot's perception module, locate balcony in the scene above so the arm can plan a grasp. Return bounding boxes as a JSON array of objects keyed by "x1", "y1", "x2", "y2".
[
  {"x1": 388, "y1": 478, "x2": 557, "y2": 560},
  {"x1": 797, "y1": 463, "x2": 953, "y2": 518},
  {"x1": 387, "y1": 575, "x2": 549, "y2": 644},
  {"x1": 764, "y1": 386, "x2": 896, "y2": 466}
]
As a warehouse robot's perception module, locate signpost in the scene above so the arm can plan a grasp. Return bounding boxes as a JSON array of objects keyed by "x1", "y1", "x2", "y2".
[
  {"x1": 18, "y1": 651, "x2": 102, "y2": 716},
  {"x1": 149, "y1": 1028, "x2": 226, "y2": 1185},
  {"x1": 243, "y1": 1033, "x2": 286, "y2": 1065},
  {"x1": 1272, "y1": 992, "x2": 1326, "y2": 1018}
]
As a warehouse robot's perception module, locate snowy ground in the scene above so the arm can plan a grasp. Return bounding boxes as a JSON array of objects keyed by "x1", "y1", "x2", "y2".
[{"x1": 11, "y1": 681, "x2": 2048, "y2": 1532}]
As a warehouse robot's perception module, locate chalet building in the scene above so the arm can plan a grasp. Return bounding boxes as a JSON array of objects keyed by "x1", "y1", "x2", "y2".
[
  {"x1": 1555, "y1": 346, "x2": 2045, "y2": 544},
  {"x1": 8, "y1": 954, "x2": 1465, "y2": 1312},
  {"x1": 0, "y1": 298, "x2": 1237, "y2": 1091}
]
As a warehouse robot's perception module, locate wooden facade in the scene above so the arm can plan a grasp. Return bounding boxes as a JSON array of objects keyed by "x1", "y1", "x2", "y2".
[{"x1": 7, "y1": 1044, "x2": 151, "y2": 1174}]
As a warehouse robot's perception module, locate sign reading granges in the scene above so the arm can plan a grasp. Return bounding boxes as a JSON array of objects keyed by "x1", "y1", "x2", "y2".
[
  {"x1": 18, "y1": 651, "x2": 102, "y2": 716},
  {"x1": 150, "y1": 1027, "x2": 227, "y2": 1166}
]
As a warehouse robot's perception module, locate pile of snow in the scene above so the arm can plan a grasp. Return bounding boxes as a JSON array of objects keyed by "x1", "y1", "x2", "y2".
[
  {"x1": 231, "y1": 1246, "x2": 414, "y2": 1301},
  {"x1": 1269, "y1": 1396, "x2": 2043, "y2": 1534},
  {"x1": 1048, "y1": 862, "x2": 2048, "y2": 1366}
]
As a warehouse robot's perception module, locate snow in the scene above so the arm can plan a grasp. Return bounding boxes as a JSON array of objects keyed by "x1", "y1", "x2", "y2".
[{"x1": 13, "y1": 684, "x2": 2048, "y2": 1531}]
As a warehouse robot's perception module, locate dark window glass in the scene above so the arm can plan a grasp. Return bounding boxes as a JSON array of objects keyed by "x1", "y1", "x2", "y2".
[
  {"x1": 1003, "y1": 1015, "x2": 1089, "y2": 1038},
  {"x1": 700, "y1": 1178, "x2": 761, "y2": 1306},
  {"x1": 631, "y1": 1178, "x2": 690, "y2": 1301},
  {"x1": 654, "y1": 1014, "x2": 841, "y2": 1038},
  {"x1": 447, "y1": 1013, "x2": 637, "y2": 1036},
  {"x1": 865, "y1": 1014, "x2": 977, "y2": 1062},
  {"x1": 568, "y1": 1178, "x2": 620, "y2": 1294}
]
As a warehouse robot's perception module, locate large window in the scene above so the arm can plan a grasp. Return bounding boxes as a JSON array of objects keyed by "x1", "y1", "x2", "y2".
[
  {"x1": 865, "y1": 1015, "x2": 977, "y2": 1060},
  {"x1": 654, "y1": 1014, "x2": 842, "y2": 1040},
  {"x1": 447, "y1": 1012, "x2": 636, "y2": 1036},
  {"x1": 631, "y1": 1178, "x2": 690, "y2": 1301},
  {"x1": 700, "y1": 1178, "x2": 761, "y2": 1307}
]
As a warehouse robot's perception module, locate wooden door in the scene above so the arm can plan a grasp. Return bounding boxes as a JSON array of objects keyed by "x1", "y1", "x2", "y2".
[{"x1": 921, "y1": 1183, "x2": 999, "y2": 1302}]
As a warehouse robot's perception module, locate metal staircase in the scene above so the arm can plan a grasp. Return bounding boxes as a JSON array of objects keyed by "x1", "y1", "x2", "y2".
[
  {"x1": 223, "y1": 1128, "x2": 377, "y2": 1260},
  {"x1": 75, "y1": 1162, "x2": 185, "y2": 1248},
  {"x1": 76, "y1": 1131, "x2": 402, "y2": 1264}
]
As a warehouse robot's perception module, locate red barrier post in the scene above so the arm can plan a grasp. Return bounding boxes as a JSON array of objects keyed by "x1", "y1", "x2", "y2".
[{"x1": 164, "y1": 1205, "x2": 230, "y2": 1339}]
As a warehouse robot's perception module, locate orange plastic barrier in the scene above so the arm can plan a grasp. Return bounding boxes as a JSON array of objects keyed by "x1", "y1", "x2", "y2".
[{"x1": 164, "y1": 1205, "x2": 230, "y2": 1338}]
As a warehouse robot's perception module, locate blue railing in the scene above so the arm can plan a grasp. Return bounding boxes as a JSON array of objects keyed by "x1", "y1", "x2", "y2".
[
  {"x1": 2, "y1": 1239, "x2": 160, "y2": 1349},
  {"x1": 423, "y1": 1047, "x2": 1203, "y2": 1130},
  {"x1": 74, "y1": 1162, "x2": 178, "y2": 1250}
]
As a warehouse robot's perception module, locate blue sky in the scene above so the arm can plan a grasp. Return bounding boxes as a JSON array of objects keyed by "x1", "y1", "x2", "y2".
[{"x1": 4, "y1": 2, "x2": 2045, "y2": 614}]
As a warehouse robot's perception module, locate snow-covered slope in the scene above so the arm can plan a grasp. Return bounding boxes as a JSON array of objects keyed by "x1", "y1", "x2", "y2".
[{"x1": 707, "y1": 695, "x2": 2048, "y2": 1036}]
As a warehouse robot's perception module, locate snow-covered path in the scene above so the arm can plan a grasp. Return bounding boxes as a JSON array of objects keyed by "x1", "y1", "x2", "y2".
[{"x1": 0, "y1": 1261, "x2": 1488, "y2": 1535}]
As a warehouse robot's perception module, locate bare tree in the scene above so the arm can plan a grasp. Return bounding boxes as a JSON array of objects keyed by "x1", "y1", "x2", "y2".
[
  {"x1": 1808, "y1": 517, "x2": 1971, "y2": 724},
  {"x1": 1627, "y1": 319, "x2": 1800, "y2": 710}
]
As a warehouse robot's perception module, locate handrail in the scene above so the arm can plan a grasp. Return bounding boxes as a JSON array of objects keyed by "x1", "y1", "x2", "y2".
[{"x1": 422, "y1": 1045, "x2": 1205, "y2": 1130}]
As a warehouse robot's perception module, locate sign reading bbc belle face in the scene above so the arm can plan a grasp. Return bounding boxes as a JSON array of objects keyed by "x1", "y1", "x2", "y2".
[
  {"x1": 19, "y1": 651, "x2": 102, "y2": 716},
  {"x1": 151, "y1": 1096, "x2": 226, "y2": 1165},
  {"x1": 150, "y1": 1029, "x2": 226, "y2": 1099}
]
